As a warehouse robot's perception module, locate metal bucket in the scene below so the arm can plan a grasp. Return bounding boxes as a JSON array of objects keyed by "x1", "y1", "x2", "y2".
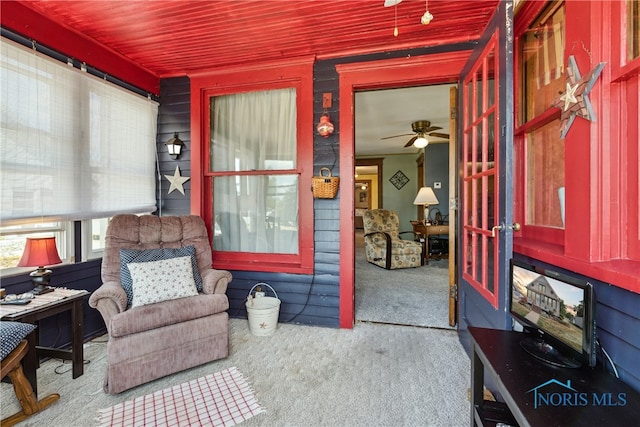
[{"x1": 245, "y1": 283, "x2": 281, "y2": 336}]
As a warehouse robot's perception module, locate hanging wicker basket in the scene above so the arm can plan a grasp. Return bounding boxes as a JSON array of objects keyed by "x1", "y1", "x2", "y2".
[{"x1": 312, "y1": 167, "x2": 339, "y2": 199}]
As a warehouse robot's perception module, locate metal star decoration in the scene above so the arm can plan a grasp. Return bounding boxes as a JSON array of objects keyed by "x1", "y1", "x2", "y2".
[
  {"x1": 552, "y1": 55, "x2": 606, "y2": 139},
  {"x1": 560, "y1": 82, "x2": 578, "y2": 111},
  {"x1": 165, "y1": 165, "x2": 190, "y2": 195}
]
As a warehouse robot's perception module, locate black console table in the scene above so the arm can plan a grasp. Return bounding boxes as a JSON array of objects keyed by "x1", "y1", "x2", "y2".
[{"x1": 469, "y1": 326, "x2": 640, "y2": 427}]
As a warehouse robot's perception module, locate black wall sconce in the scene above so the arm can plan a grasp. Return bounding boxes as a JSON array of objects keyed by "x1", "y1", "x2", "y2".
[{"x1": 165, "y1": 133, "x2": 185, "y2": 160}]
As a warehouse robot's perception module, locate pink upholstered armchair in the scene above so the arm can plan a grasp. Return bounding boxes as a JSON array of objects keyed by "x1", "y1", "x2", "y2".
[{"x1": 89, "y1": 214, "x2": 232, "y2": 394}]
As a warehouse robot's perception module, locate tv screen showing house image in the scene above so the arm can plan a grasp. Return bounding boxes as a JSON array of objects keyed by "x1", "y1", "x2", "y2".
[{"x1": 511, "y1": 264, "x2": 585, "y2": 353}]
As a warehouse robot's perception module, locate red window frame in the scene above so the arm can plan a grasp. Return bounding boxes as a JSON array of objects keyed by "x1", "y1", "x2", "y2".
[
  {"x1": 189, "y1": 58, "x2": 315, "y2": 274},
  {"x1": 513, "y1": 1, "x2": 640, "y2": 293},
  {"x1": 611, "y1": 0, "x2": 640, "y2": 261},
  {"x1": 513, "y1": 1, "x2": 566, "y2": 247}
]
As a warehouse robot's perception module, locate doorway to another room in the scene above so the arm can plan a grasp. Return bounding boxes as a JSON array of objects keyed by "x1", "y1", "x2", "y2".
[
  {"x1": 354, "y1": 158, "x2": 383, "y2": 231},
  {"x1": 353, "y1": 84, "x2": 456, "y2": 330}
]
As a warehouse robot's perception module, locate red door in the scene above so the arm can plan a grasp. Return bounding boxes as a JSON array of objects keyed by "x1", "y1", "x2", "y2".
[{"x1": 458, "y1": 0, "x2": 515, "y2": 331}]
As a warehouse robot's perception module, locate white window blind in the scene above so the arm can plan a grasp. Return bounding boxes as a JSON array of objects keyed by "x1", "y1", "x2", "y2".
[{"x1": 0, "y1": 39, "x2": 158, "y2": 226}]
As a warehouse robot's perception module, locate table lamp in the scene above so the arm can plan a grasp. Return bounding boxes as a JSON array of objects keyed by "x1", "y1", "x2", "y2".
[
  {"x1": 413, "y1": 186, "x2": 439, "y2": 225},
  {"x1": 17, "y1": 237, "x2": 62, "y2": 295}
]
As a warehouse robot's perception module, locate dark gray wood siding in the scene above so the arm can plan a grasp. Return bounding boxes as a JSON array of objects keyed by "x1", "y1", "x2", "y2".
[{"x1": 156, "y1": 76, "x2": 192, "y2": 217}]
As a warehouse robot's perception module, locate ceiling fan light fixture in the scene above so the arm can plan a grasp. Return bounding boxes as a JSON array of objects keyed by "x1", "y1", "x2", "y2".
[
  {"x1": 421, "y1": 0, "x2": 433, "y2": 25},
  {"x1": 421, "y1": 10, "x2": 433, "y2": 25},
  {"x1": 384, "y1": 0, "x2": 402, "y2": 7},
  {"x1": 414, "y1": 136, "x2": 429, "y2": 148}
]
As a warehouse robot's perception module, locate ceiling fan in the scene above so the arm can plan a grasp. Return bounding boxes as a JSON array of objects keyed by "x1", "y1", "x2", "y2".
[{"x1": 381, "y1": 120, "x2": 449, "y2": 148}]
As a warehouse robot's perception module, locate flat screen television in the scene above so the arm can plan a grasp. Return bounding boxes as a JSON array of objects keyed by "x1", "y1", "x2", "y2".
[{"x1": 509, "y1": 259, "x2": 597, "y2": 368}]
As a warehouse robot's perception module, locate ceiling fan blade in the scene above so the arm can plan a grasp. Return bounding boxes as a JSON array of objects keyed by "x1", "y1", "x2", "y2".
[
  {"x1": 404, "y1": 136, "x2": 418, "y2": 147},
  {"x1": 422, "y1": 126, "x2": 443, "y2": 133},
  {"x1": 381, "y1": 133, "x2": 414, "y2": 140},
  {"x1": 429, "y1": 132, "x2": 449, "y2": 139}
]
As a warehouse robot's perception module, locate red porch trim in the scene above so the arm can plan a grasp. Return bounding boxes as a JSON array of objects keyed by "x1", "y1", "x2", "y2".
[{"x1": 336, "y1": 51, "x2": 470, "y2": 328}]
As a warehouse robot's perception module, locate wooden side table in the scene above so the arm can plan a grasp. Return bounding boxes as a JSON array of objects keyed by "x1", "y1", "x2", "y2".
[
  {"x1": 1, "y1": 288, "x2": 89, "y2": 396},
  {"x1": 410, "y1": 221, "x2": 449, "y2": 264}
]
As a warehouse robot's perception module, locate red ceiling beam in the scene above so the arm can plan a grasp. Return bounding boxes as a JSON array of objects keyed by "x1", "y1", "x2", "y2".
[{"x1": 1, "y1": 1, "x2": 160, "y2": 94}]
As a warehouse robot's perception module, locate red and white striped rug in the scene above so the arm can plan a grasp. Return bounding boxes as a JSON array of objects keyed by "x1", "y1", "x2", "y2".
[{"x1": 95, "y1": 367, "x2": 265, "y2": 427}]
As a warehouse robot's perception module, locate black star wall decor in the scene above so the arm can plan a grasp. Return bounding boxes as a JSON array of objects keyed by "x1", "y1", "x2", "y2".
[{"x1": 551, "y1": 55, "x2": 606, "y2": 139}]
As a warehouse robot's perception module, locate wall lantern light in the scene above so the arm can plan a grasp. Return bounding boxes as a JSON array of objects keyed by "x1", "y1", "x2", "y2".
[
  {"x1": 316, "y1": 113, "x2": 335, "y2": 137},
  {"x1": 165, "y1": 133, "x2": 185, "y2": 160}
]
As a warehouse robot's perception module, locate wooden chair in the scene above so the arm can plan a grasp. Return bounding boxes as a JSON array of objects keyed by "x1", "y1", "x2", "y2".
[{"x1": 1, "y1": 340, "x2": 59, "y2": 426}]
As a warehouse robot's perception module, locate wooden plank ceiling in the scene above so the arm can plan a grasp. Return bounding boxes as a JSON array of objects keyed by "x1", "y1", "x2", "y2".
[{"x1": 16, "y1": 0, "x2": 500, "y2": 78}]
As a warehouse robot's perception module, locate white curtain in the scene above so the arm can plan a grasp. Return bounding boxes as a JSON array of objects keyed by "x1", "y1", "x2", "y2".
[
  {"x1": 210, "y1": 88, "x2": 298, "y2": 254},
  {"x1": 0, "y1": 39, "x2": 158, "y2": 226}
]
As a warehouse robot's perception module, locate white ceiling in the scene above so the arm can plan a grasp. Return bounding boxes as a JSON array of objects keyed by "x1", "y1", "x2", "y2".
[{"x1": 355, "y1": 83, "x2": 455, "y2": 158}]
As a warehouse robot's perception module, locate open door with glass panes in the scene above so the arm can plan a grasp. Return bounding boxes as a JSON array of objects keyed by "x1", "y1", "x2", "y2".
[{"x1": 457, "y1": 0, "x2": 516, "y2": 334}]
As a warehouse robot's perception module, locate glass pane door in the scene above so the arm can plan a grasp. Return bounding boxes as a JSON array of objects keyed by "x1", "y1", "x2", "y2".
[{"x1": 461, "y1": 32, "x2": 501, "y2": 308}]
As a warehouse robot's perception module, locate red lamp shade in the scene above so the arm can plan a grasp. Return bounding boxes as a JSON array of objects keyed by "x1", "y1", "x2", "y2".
[{"x1": 17, "y1": 237, "x2": 62, "y2": 268}]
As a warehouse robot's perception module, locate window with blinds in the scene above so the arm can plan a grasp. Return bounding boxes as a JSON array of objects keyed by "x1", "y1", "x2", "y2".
[{"x1": 0, "y1": 38, "x2": 158, "y2": 226}]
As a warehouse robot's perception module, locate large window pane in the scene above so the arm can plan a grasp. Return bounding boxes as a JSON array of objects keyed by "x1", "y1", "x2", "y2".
[
  {"x1": 0, "y1": 222, "x2": 67, "y2": 270},
  {"x1": 213, "y1": 175, "x2": 298, "y2": 254},
  {"x1": 0, "y1": 39, "x2": 158, "y2": 226},
  {"x1": 209, "y1": 87, "x2": 299, "y2": 256},
  {"x1": 629, "y1": 0, "x2": 640, "y2": 61},
  {"x1": 520, "y1": 2, "x2": 565, "y2": 124},
  {"x1": 526, "y1": 120, "x2": 565, "y2": 228},
  {"x1": 210, "y1": 88, "x2": 296, "y2": 172}
]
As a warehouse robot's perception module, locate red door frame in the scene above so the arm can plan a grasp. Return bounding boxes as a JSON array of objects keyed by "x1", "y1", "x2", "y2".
[{"x1": 336, "y1": 50, "x2": 471, "y2": 328}]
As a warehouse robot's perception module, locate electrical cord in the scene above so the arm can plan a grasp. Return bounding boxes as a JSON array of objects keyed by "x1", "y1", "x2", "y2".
[
  {"x1": 54, "y1": 359, "x2": 91, "y2": 375},
  {"x1": 53, "y1": 338, "x2": 108, "y2": 374},
  {"x1": 597, "y1": 337, "x2": 619, "y2": 378},
  {"x1": 328, "y1": 130, "x2": 338, "y2": 172},
  {"x1": 237, "y1": 273, "x2": 315, "y2": 324},
  {"x1": 47, "y1": 314, "x2": 107, "y2": 375},
  {"x1": 283, "y1": 274, "x2": 315, "y2": 323}
]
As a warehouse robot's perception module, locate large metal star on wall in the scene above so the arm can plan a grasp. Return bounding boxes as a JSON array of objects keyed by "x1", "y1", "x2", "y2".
[
  {"x1": 552, "y1": 55, "x2": 606, "y2": 139},
  {"x1": 165, "y1": 165, "x2": 190, "y2": 195}
]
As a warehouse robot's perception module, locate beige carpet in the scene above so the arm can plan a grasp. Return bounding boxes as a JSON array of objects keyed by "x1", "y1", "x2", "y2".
[
  {"x1": 1, "y1": 319, "x2": 470, "y2": 427},
  {"x1": 355, "y1": 230, "x2": 453, "y2": 329}
]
